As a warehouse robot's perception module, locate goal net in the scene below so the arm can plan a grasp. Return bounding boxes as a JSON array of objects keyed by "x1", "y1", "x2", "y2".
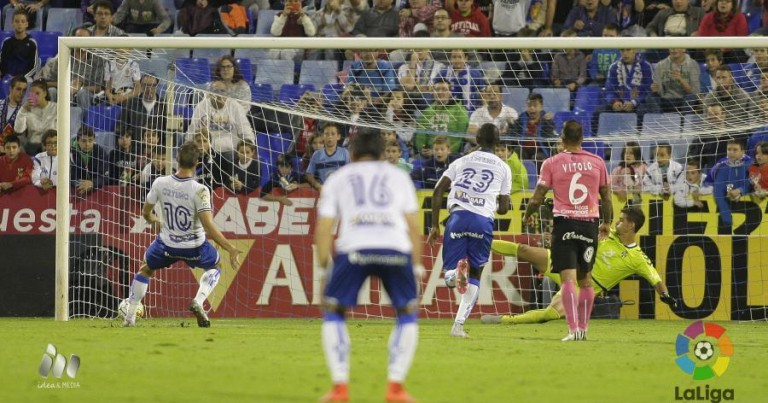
[{"x1": 55, "y1": 36, "x2": 768, "y2": 322}]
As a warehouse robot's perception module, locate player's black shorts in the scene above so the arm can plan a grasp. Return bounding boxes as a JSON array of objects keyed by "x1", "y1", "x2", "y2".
[{"x1": 550, "y1": 217, "x2": 599, "y2": 274}]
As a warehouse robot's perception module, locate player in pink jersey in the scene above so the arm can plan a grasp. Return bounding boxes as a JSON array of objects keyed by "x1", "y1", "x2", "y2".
[{"x1": 522, "y1": 121, "x2": 612, "y2": 342}]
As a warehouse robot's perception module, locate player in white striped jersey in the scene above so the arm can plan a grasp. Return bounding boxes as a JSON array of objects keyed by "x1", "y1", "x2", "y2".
[
  {"x1": 122, "y1": 142, "x2": 241, "y2": 328},
  {"x1": 428, "y1": 123, "x2": 512, "y2": 337},
  {"x1": 316, "y1": 130, "x2": 422, "y2": 403}
]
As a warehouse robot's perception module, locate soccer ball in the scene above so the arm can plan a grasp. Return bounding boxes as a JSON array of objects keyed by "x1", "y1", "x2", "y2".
[
  {"x1": 694, "y1": 341, "x2": 714, "y2": 360},
  {"x1": 117, "y1": 299, "x2": 145, "y2": 319}
]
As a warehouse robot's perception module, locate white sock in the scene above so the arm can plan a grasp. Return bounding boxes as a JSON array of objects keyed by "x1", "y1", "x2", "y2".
[
  {"x1": 127, "y1": 275, "x2": 149, "y2": 319},
  {"x1": 454, "y1": 283, "x2": 480, "y2": 325},
  {"x1": 388, "y1": 322, "x2": 418, "y2": 383},
  {"x1": 322, "y1": 320, "x2": 350, "y2": 384},
  {"x1": 194, "y1": 269, "x2": 221, "y2": 306}
]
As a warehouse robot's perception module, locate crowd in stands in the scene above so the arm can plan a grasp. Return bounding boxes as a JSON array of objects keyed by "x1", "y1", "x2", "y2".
[{"x1": 1, "y1": 0, "x2": 768, "y2": 234}]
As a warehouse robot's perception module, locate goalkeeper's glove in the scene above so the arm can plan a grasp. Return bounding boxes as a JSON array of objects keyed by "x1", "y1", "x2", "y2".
[{"x1": 660, "y1": 293, "x2": 678, "y2": 308}]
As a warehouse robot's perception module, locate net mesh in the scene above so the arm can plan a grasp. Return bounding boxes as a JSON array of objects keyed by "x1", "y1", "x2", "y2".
[{"x1": 59, "y1": 39, "x2": 768, "y2": 322}]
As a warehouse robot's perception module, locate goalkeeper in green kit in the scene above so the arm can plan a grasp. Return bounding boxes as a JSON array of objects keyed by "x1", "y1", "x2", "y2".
[{"x1": 482, "y1": 205, "x2": 678, "y2": 325}]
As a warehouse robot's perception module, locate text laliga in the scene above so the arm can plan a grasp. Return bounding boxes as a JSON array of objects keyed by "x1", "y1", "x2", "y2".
[{"x1": 0, "y1": 206, "x2": 101, "y2": 233}]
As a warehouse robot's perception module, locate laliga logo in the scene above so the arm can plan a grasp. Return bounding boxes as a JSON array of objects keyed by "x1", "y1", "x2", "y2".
[{"x1": 675, "y1": 321, "x2": 733, "y2": 380}]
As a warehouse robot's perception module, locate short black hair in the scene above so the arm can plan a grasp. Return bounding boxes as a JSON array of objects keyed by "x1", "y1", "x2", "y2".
[
  {"x1": 177, "y1": 142, "x2": 200, "y2": 169},
  {"x1": 561, "y1": 120, "x2": 583, "y2": 146},
  {"x1": 92, "y1": 0, "x2": 114, "y2": 14},
  {"x1": 3, "y1": 134, "x2": 21, "y2": 147},
  {"x1": 476, "y1": 123, "x2": 500, "y2": 149},
  {"x1": 41, "y1": 129, "x2": 57, "y2": 145},
  {"x1": 78, "y1": 126, "x2": 95, "y2": 138},
  {"x1": 350, "y1": 130, "x2": 384, "y2": 160},
  {"x1": 621, "y1": 206, "x2": 645, "y2": 232}
]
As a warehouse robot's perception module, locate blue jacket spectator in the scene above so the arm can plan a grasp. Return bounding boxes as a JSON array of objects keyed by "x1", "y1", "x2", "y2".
[
  {"x1": 435, "y1": 49, "x2": 486, "y2": 112},
  {"x1": 704, "y1": 144, "x2": 752, "y2": 232},
  {"x1": 347, "y1": 50, "x2": 397, "y2": 96},
  {"x1": 604, "y1": 50, "x2": 653, "y2": 107},
  {"x1": 563, "y1": 0, "x2": 618, "y2": 37}
]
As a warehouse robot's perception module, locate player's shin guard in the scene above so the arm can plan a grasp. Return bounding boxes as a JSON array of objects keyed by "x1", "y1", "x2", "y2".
[
  {"x1": 127, "y1": 274, "x2": 150, "y2": 318},
  {"x1": 454, "y1": 278, "x2": 480, "y2": 325},
  {"x1": 194, "y1": 267, "x2": 221, "y2": 306},
  {"x1": 322, "y1": 312, "x2": 351, "y2": 384},
  {"x1": 388, "y1": 313, "x2": 418, "y2": 383},
  {"x1": 491, "y1": 240, "x2": 519, "y2": 256},
  {"x1": 561, "y1": 280, "x2": 579, "y2": 334},
  {"x1": 577, "y1": 286, "x2": 595, "y2": 332}
]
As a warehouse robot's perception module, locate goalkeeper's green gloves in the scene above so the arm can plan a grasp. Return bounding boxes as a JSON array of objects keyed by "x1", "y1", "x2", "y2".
[{"x1": 660, "y1": 293, "x2": 678, "y2": 308}]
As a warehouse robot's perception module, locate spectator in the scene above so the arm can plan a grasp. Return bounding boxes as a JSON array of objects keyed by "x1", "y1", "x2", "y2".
[
  {"x1": 347, "y1": 50, "x2": 397, "y2": 97},
  {"x1": 645, "y1": 0, "x2": 705, "y2": 37},
  {"x1": 82, "y1": 0, "x2": 122, "y2": 25},
  {"x1": 413, "y1": 78, "x2": 469, "y2": 155},
  {"x1": 688, "y1": 103, "x2": 730, "y2": 169},
  {"x1": 550, "y1": 29, "x2": 587, "y2": 96},
  {"x1": 436, "y1": 49, "x2": 486, "y2": 112},
  {"x1": 384, "y1": 89, "x2": 420, "y2": 144},
  {"x1": 494, "y1": 140, "x2": 528, "y2": 193},
  {"x1": 0, "y1": 134, "x2": 33, "y2": 194},
  {"x1": 468, "y1": 84, "x2": 519, "y2": 137},
  {"x1": 186, "y1": 80, "x2": 255, "y2": 157},
  {"x1": 488, "y1": 0, "x2": 546, "y2": 37},
  {"x1": 617, "y1": 0, "x2": 646, "y2": 36},
  {"x1": 310, "y1": 0, "x2": 354, "y2": 61},
  {"x1": 140, "y1": 145, "x2": 175, "y2": 191},
  {"x1": 88, "y1": 0, "x2": 127, "y2": 36},
  {"x1": 221, "y1": 139, "x2": 260, "y2": 195},
  {"x1": 291, "y1": 91, "x2": 324, "y2": 157},
  {"x1": 0, "y1": 76, "x2": 27, "y2": 150},
  {"x1": 300, "y1": 131, "x2": 324, "y2": 172},
  {"x1": 564, "y1": 0, "x2": 618, "y2": 37},
  {"x1": 305, "y1": 122, "x2": 350, "y2": 190},
  {"x1": 593, "y1": 48, "x2": 653, "y2": 130},
  {"x1": 704, "y1": 138, "x2": 752, "y2": 234},
  {"x1": 642, "y1": 48, "x2": 700, "y2": 115},
  {"x1": 70, "y1": 126, "x2": 110, "y2": 196},
  {"x1": 673, "y1": 158, "x2": 713, "y2": 208},
  {"x1": 500, "y1": 27, "x2": 548, "y2": 88},
  {"x1": 451, "y1": 0, "x2": 491, "y2": 37},
  {"x1": 0, "y1": 8, "x2": 39, "y2": 80},
  {"x1": 192, "y1": 128, "x2": 226, "y2": 191},
  {"x1": 399, "y1": 0, "x2": 442, "y2": 36},
  {"x1": 134, "y1": 128, "x2": 160, "y2": 175},
  {"x1": 104, "y1": 48, "x2": 142, "y2": 106},
  {"x1": 749, "y1": 141, "x2": 768, "y2": 200},
  {"x1": 697, "y1": 0, "x2": 748, "y2": 63},
  {"x1": 510, "y1": 92, "x2": 556, "y2": 162},
  {"x1": 177, "y1": 0, "x2": 220, "y2": 36},
  {"x1": 109, "y1": 129, "x2": 140, "y2": 185},
  {"x1": 113, "y1": 0, "x2": 172, "y2": 35},
  {"x1": 351, "y1": 0, "x2": 399, "y2": 37},
  {"x1": 410, "y1": 135, "x2": 459, "y2": 188},
  {"x1": 5, "y1": 0, "x2": 44, "y2": 30},
  {"x1": 14, "y1": 79, "x2": 57, "y2": 155},
  {"x1": 643, "y1": 143, "x2": 685, "y2": 200},
  {"x1": 213, "y1": 55, "x2": 251, "y2": 105},
  {"x1": 398, "y1": 49, "x2": 443, "y2": 95},
  {"x1": 588, "y1": 23, "x2": 621, "y2": 84},
  {"x1": 270, "y1": 0, "x2": 317, "y2": 62},
  {"x1": 31, "y1": 129, "x2": 57, "y2": 191},
  {"x1": 700, "y1": 49, "x2": 723, "y2": 93},
  {"x1": 336, "y1": 84, "x2": 380, "y2": 140},
  {"x1": 261, "y1": 153, "x2": 307, "y2": 206},
  {"x1": 741, "y1": 47, "x2": 768, "y2": 93},
  {"x1": 117, "y1": 74, "x2": 168, "y2": 136},
  {"x1": 703, "y1": 65, "x2": 754, "y2": 126},
  {"x1": 384, "y1": 138, "x2": 413, "y2": 173},
  {"x1": 610, "y1": 141, "x2": 647, "y2": 204}
]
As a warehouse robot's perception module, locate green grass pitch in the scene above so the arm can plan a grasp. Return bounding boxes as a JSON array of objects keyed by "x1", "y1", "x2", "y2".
[{"x1": 1, "y1": 318, "x2": 766, "y2": 403}]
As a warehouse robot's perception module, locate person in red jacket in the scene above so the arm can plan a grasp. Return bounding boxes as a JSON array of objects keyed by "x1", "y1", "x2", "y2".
[
  {"x1": 698, "y1": 0, "x2": 748, "y2": 63},
  {"x1": 0, "y1": 135, "x2": 33, "y2": 194},
  {"x1": 450, "y1": 0, "x2": 491, "y2": 37}
]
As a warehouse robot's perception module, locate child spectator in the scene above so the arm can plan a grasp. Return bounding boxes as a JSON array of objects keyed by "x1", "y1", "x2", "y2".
[
  {"x1": 0, "y1": 9, "x2": 39, "y2": 80},
  {"x1": 674, "y1": 159, "x2": 713, "y2": 209},
  {"x1": 411, "y1": 135, "x2": 458, "y2": 189},
  {"x1": 292, "y1": 91, "x2": 324, "y2": 157},
  {"x1": 305, "y1": 122, "x2": 350, "y2": 191},
  {"x1": 381, "y1": 128, "x2": 410, "y2": 161},
  {"x1": 384, "y1": 89, "x2": 419, "y2": 144},
  {"x1": 109, "y1": 129, "x2": 140, "y2": 185},
  {"x1": 301, "y1": 131, "x2": 324, "y2": 172},
  {"x1": 261, "y1": 153, "x2": 307, "y2": 206},
  {"x1": 223, "y1": 139, "x2": 261, "y2": 195},
  {"x1": 32, "y1": 129, "x2": 57, "y2": 191},
  {"x1": 0, "y1": 76, "x2": 27, "y2": 150},
  {"x1": 0, "y1": 134, "x2": 33, "y2": 193},
  {"x1": 550, "y1": 29, "x2": 587, "y2": 94},
  {"x1": 399, "y1": 0, "x2": 441, "y2": 37},
  {"x1": 643, "y1": 143, "x2": 684, "y2": 200},
  {"x1": 494, "y1": 141, "x2": 528, "y2": 193},
  {"x1": 704, "y1": 139, "x2": 752, "y2": 234},
  {"x1": 749, "y1": 141, "x2": 768, "y2": 200},
  {"x1": 192, "y1": 128, "x2": 226, "y2": 191},
  {"x1": 104, "y1": 48, "x2": 141, "y2": 106},
  {"x1": 385, "y1": 138, "x2": 413, "y2": 173},
  {"x1": 510, "y1": 92, "x2": 556, "y2": 162},
  {"x1": 14, "y1": 79, "x2": 56, "y2": 155},
  {"x1": 701, "y1": 49, "x2": 724, "y2": 94},
  {"x1": 71, "y1": 126, "x2": 110, "y2": 196},
  {"x1": 140, "y1": 146, "x2": 175, "y2": 191},
  {"x1": 270, "y1": 0, "x2": 317, "y2": 62},
  {"x1": 611, "y1": 141, "x2": 647, "y2": 204}
]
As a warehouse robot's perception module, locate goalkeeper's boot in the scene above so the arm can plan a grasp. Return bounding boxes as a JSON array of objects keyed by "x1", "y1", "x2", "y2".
[
  {"x1": 450, "y1": 322, "x2": 469, "y2": 338},
  {"x1": 386, "y1": 382, "x2": 416, "y2": 403},
  {"x1": 319, "y1": 383, "x2": 348, "y2": 403},
  {"x1": 189, "y1": 300, "x2": 211, "y2": 328},
  {"x1": 456, "y1": 258, "x2": 469, "y2": 294}
]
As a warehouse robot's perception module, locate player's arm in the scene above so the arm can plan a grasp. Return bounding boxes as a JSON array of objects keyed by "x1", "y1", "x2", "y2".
[
  {"x1": 427, "y1": 176, "x2": 451, "y2": 246},
  {"x1": 314, "y1": 216, "x2": 335, "y2": 270},
  {"x1": 199, "y1": 211, "x2": 242, "y2": 268},
  {"x1": 406, "y1": 211, "x2": 423, "y2": 278},
  {"x1": 655, "y1": 282, "x2": 678, "y2": 308},
  {"x1": 598, "y1": 183, "x2": 613, "y2": 238},
  {"x1": 497, "y1": 194, "x2": 510, "y2": 215},
  {"x1": 522, "y1": 185, "x2": 548, "y2": 226},
  {"x1": 142, "y1": 202, "x2": 162, "y2": 233},
  {"x1": 635, "y1": 251, "x2": 677, "y2": 308}
]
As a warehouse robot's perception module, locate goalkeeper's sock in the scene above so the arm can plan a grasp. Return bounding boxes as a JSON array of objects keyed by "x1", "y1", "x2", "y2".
[
  {"x1": 454, "y1": 278, "x2": 480, "y2": 325},
  {"x1": 504, "y1": 306, "x2": 561, "y2": 324},
  {"x1": 322, "y1": 313, "x2": 350, "y2": 384},
  {"x1": 194, "y1": 268, "x2": 221, "y2": 306},
  {"x1": 561, "y1": 280, "x2": 578, "y2": 333},
  {"x1": 491, "y1": 240, "x2": 519, "y2": 257},
  {"x1": 127, "y1": 274, "x2": 150, "y2": 317},
  {"x1": 577, "y1": 286, "x2": 595, "y2": 332},
  {"x1": 388, "y1": 314, "x2": 418, "y2": 383}
]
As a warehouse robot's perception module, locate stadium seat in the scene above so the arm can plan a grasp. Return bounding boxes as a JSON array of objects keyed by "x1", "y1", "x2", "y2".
[
  {"x1": 70, "y1": 106, "x2": 83, "y2": 137},
  {"x1": 234, "y1": 58, "x2": 254, "y2": 83},
  {"x1": 321, "y1": 83, "x2": 344, "y2": 106},
  {"x1": 138, "y1": 58, "x2": 170, "y2": 79},
  {"x1": 255, "y1": 59, "x2": 295, "y2": 88},
  {"x1": 532, "y1": 87, "x2": 570, "y2": 113},
  {"x1": 234, "y1": 48, "x2": 270, "y2": 64},
  {"x1": 641, "y1": 113, "x2": 682, "y2": 136},
  {"x1": 0, "y1": 76, "x2": 10, "y2": 99},
  {"x1": 174, "y1": 58, "x2": 211, "y2": 86},
  {"x1": 597, "y1": 112, "x2": 637, "y2": 136},
  {"x1": 682, "y1": 113, "x2": 703, "y2": 132},
  {"x1": 554, "y1": 111, "x2": 593, "y2": 137},
  {"x1": 29, "y1": 31, "x2": 60, "y2": 64},
  {"x1": 747, "y1": 11, "x2": 762, "y2": 34},
  {"x1": 153, "y1": 33, "x2": 192, "y2": 60},
  {"x1": 748, "y1": 129, "x2": 768, "y2": 155},
  {"x1": 85, "y1": 105, "x2": 122, "y2": 132},
  {"x1": 582, "y1": 139, "x2": 605, "y2": 159},
  {"x1": 522, "y1": 160, "x2": 537, "y2": 189},
  {"x1": 255, "y1": 10, "x2": 280, "y2": 35},
  {"x1": 94, "y1": 131, "x2": 115, "y2": 152},
  {"x1": 45, "y1": 7, "x2": 83, "y2": 33},
  {"x1": 269, "y1": 133, "x2": 293, "y2": 155},
  {"x1": 278, "y1": 83, "x2": 315, "y2": 105},
  {"x1": 503, "y1": 87, "x2": 529, "y2": 115},
  {"x1": 250, "y1": 82, "x2": 273, "y2": 102},
  {"x1": 667, "y1": 137, "x2": 692, "y2": 163},
  {"x1": 191, "y1": 36, "x2": 233, "y2": 60},
  {"x1": 299, "y1": 60, "x2": 339, "y2": 91},
  {"x1": 573, "y1": 86, "x2": 602, "y2": 114}
]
